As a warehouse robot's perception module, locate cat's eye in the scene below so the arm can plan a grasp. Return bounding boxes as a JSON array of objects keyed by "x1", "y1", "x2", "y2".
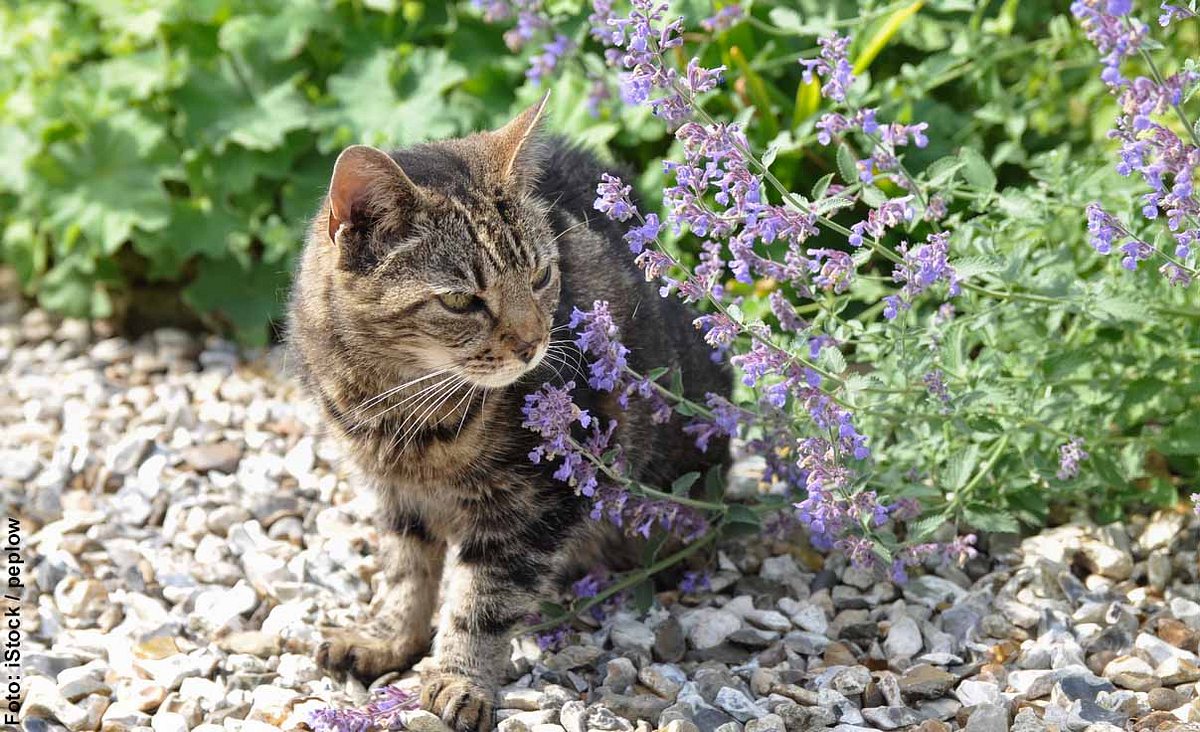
[
  {"x1": 438, "y1": 292, "x2": 482, "y2": 313},
  {"x1": 532, "y1": 265, "x2": 553, "y2": 290}
]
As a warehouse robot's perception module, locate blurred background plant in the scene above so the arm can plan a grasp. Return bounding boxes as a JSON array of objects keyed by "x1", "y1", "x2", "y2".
[{"x1": 2, "y1": 0, "x2": 1198, "y2": 540}]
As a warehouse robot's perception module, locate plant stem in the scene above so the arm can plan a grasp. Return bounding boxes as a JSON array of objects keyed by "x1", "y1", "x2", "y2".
[{"x1": 522, "y1": 528, "x2": 719, "y2": 635}]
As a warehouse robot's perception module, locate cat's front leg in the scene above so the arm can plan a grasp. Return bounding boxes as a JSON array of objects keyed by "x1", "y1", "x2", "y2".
[
  {"x1": 318, "y1": 511, "x2": 445, "y2": 680},
  {"x1": 422, "y1": 525, "x2": 554, "y2": 732}
]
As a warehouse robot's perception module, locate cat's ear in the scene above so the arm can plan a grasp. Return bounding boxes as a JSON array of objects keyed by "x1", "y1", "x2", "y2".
[
  {"x1": 489, "y1": 91, "x2": 551, "y2": 189},
  {"x1": 327, "y1": 145, "x2": 421, "y2": 244}
]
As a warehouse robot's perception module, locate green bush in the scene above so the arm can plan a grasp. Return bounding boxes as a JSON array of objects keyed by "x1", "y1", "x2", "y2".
[{"x1": 0, "y1": 0, "x2": 1119, "y2": 345}]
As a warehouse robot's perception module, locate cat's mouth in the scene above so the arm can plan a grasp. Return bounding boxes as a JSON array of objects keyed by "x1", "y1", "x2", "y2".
[{"x1": 464, "y1": 342, "x2": 549, "y2": 388}]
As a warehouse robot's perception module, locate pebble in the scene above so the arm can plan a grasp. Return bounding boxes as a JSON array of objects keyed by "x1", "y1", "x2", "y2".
[{"x1": 8, "y1": 308, "x2": 1200, "y2": 732}]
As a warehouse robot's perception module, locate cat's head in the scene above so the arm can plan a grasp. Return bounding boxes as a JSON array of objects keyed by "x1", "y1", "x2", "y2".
[{"x1": 315, "y1": 94, "x2": 558, "y2": 389}]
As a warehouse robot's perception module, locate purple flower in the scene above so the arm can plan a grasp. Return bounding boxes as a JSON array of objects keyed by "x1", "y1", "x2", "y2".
[
  {"x1": 1071, "y1": 0, "x2": 1147, "y2": 86},
  {"x1": 923, "y1": 369, "x2": 950, "y2": 407},
  {"x1": 1159, "y1": 3, "x2": 1196, "y2": 25},
  {"x1": 700, "y1": 5, "x2": 743, "y2": 33},
  {"x1": 571, "y1": 301, "x2": 630, "y2": 392},
  {"x1": 800, "y1": 33, "x2": 856, "y2": 102},
  {"x1": 943, "y1": 534, "x2": 978, "y2": 565},
  {"x1": 678, "y1": 570, "x2": 710, "y2": 593},
  {"x1": 684, "y1": 393, "x2": 744, "y2": 451},
  {"x1": 623, "y1": 213, "x2": 660, "y2": 253},
  {"x1": 308, "y1": 685, "x2": 419, "y2": 732},
  {"x1": 1057, "y1": 437, "x2": 1088, "y2": 480},
  {"x1": 1191, "y1": 492, "x2": 1200, "y2": 514},
  {"x1": 595, "y1": 173, "x2": 636, "y2": 222},
  {"x1": 884, "y1": 232, "x2": 960, "y2": 319},
  {"x1": 535, "y1": 624, "x2": 571, "y2": 651},
  {"x1": 527, "y1": 34, "x2": 574, "y2": 85}
]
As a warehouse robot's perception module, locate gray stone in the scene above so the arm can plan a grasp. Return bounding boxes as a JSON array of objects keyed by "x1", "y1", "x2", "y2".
[
  {"x1": 963, "y1": 703, "x2": 1008, "y2": 732},
  {"x1": 713, "y1": 688, "x2": 766, "y2": 722},
  {"x1": 860, "y1": 706, "x2": 922, "y2": 730},
  {"x1": 604, "y1": 657, "x2": 638, "y2": 695},
  {"x1": 883, "y1": 615, "x2": 922, "y2": 659},
  {"x1": 684, "y1": 609, "x2": 743, "y2": 650},
  {"x1": 611, "y1": 618, "x2": 656, "y2": 654},
  {"x1": 639, "y1": 664, "x2": 686, "y2": 700}
]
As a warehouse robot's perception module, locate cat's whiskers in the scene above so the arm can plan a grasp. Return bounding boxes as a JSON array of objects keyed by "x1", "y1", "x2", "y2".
[
  {"x1": 394, "y1": 378, "x2": 468, "y2": 458},
  {"x1": 548, "y1": 216, "x2": 592, "y2": 245},
  {"x1": 454, "y1": 386, "x2": 482, "y2": 440},
  {"x1": 545, "y1": 343, "x2": 586, "y2": 381},
  {"x1": 351, "y1": 367, "x2": 451, "y2": 418},
  {"x1": 539, "y1": 348, "x2": 585, "y2": 384},
  {"x1": 440, "y1": 385, "x2": 477, "y2": 427},
  {"x1": 351, "y1": 372, "x2": 459, "y2": 433},
  {"x1": 382, "y1": 375, "x2": 466, "y2": 452}
]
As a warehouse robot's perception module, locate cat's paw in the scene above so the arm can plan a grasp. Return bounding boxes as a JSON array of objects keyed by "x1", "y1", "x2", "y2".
[
  {"x1": 315, "y1": 628, "x2": 427, "y2": 681},
  {"x1": 421, "y1": 672, "x2": 494, "y2": 732}
]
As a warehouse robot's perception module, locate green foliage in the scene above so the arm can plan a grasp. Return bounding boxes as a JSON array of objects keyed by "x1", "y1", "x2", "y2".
[{"x1": 0, "y1": 0, "x2": 527, "y2": 343}]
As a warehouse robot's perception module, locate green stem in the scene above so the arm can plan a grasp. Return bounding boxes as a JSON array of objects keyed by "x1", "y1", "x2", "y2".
[
  {"x1": 522, "y1": 528, "x2": 719, "y2": 634},
  {"x1": 950, "y1": 433, "x2": 1010, "y2": 510}
]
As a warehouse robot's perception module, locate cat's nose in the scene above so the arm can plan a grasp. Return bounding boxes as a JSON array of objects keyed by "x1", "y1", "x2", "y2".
[{"x1": 510, "y1": 338, "x2": 538, "y2": 363}]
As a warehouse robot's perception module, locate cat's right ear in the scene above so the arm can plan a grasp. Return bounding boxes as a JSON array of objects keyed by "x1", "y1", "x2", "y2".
[{"x1": 327, "y1": 145, "x2": 421, "y2": 244}]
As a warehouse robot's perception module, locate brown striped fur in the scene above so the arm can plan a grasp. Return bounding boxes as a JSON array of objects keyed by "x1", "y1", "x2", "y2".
[{"x1": 287, "y1": 97, "x2": 730, "y2": 731}]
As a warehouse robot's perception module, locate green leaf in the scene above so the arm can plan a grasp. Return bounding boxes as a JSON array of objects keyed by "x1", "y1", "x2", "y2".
[
  {"x1": 837, "y1": 143, "x2": 859, "y2": 184},
  {"x1": 1093, "y1": 293, "x2": 1151, "y2": 322},
  {"x1": 640, "y1": 533, "x2": 668, "y2": 564},
  {"x1": 218, "y1": 0, "x2": 326, "y2": 62},
  {"x1": 908, "y1": 514, "x2": 947, "y2": 540},
  {"x1": 318, "y1": 47, "x2": 468, "y2": 152},
  {"x1": 671, "y1": 471, "x2": 701, "y2": 495},
  {"x1": 817, "y1": 346, "x2": 847, "y2": 374},
  {"x1": 704, "y1": 465, "x2": 725, "y2": 502},
  {"x1": 860, "y1": 185, "x2": 888, "y2": 208},
  {"x1": 952, "y1": 255, "x2": 1004, "y2": 280},
  {"x1": 174, "y1": 65, "x2": 310, "y2": 153},
  {"x1": 723, "y1": 504, "x2": 761, "y2": 537},
  {"x1": 959, "y1": 148, "x2": 997, "y2": 191},
  {"x1": 811, "y1": 173, "x2": 835, "y2": 201},
  {"x1": 539, "y1": 601, "x2": 566, "y2": 618},
  {"x1": 963, "y1": 507, "x2": 1019, "y2": 533},
  {"x1": 924, "y1": 156, "x2": 962, "y2": 188},
  {"x1": 32, "y1": 110, "x2": 172, "y2": 253},
  {"x1": 632, "y1": 579, "x2": 655, "y2": 613},
  {"x1": 183, "y1": 256, "x2": 291, "y2": 345},
  {"x1": 945, "y1": 444, "x2": 980, "y2": 491}
]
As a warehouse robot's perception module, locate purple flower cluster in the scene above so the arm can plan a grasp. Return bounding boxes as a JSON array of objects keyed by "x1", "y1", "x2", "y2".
[
  {"x1": 522, "y1": 304, "x2": 711, "y2": 543},
  {"x1": 1159, "y1": 3, "x2": 1196, "y2": 25},
  {"x1": 308, "y1": 685, "x2": 418, "y2": 732},
  {"x1": 885, "y1": 535, "x2": 978, "y2": 583},
  {"x1": 1074, "y1": 0, "x2": 1200, "y2": 284},
  {"x1": 570, "y1": 301, "x2": 630, "y2": 391},
  {"x1": 1192, "y1": 492, "x2": 1200, "y2": 515},
  {"x1": 799, "y1": 33, "x2": 856, "y2": 102},
  {"x1": 592, "y1": 0, "x2": 725, "y2": 124},
  {"x1": 1057, "y1": 437, "x2": 1089, "y2": 481},
  {"x1": 923, "y1": 369, "x2": 950, "y2": 407},
  {"x1": 678, "y1": 570, "x2": 711, "y2": 593},
  {"x1": 883, "y1": 232, "x2": 961, "y2": 320},
  {"x1": 700, "y1": 5, "x2": 743, "y2": 33},
  {"x1": 471, "y1": 0, "x2": 551, "y2": 51},
  {"x1": 581, "y1": 14, "x2": 979, "y2": 582},
  {"x1": 528, "y1": 34, "x2": 575, "y2": 85},
  {"x1": 1071, "y1": 0, "x2": 1145, "y2": 85}
]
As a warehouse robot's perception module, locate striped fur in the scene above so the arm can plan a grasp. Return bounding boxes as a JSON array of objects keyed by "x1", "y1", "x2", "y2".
[{"x1": 287, "y1": 101, "x2": 730, "y2": 732}]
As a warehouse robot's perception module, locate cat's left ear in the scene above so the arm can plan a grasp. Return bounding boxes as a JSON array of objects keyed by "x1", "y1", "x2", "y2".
[{"x1": 489, "y1": 90, "x2": 551, "y2": 190}]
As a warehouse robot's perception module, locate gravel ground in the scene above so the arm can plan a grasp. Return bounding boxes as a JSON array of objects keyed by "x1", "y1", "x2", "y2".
[{"x1": 4, "y1": 301, "x2": 1200, "y2": 732}]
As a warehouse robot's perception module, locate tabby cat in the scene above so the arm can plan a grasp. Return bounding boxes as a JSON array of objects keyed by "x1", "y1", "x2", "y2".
[{"x1": 287, "y1": 94, "x2": 730, "y2": 732}]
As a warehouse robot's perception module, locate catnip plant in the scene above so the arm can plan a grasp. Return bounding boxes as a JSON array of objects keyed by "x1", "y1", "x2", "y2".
[{"x1": 467, "y1": 0, "x2": 1200, "y2": 637}]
